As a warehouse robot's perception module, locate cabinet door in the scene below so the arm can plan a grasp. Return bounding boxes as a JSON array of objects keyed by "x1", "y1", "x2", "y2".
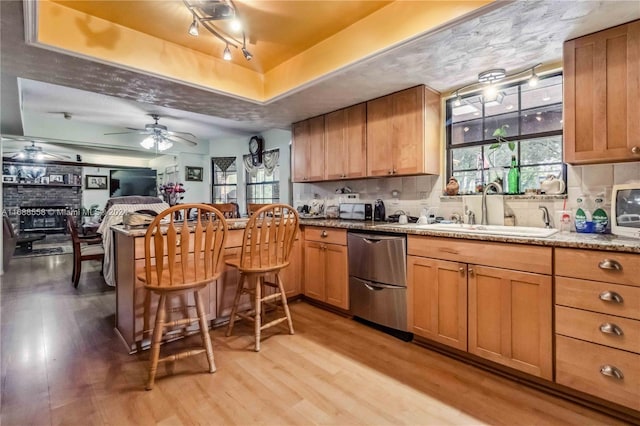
[
  {"x1": 564, "y1": 21, "x2": 640, "y2": 164},
  {"x1": 215, "y1": 247, "x2": 252, "y2": 319},
  {"x1": 303, "y1": 241, "x2": 325, "y2": 301},
  {"x1": 392, "y1": 86, "x2": 425, "y2": 175},
  {"x1": 407, "y1": 256, "x2": 467, "y2": 350},
  {"x1": 325, "y1": 103, "x2": 367, "y2": 180},
  {"x1": 366, "y1": 94, "x2": 394, "y2": 176},
  {"x1": 279, "y1": 238, "x2": 302, "y2": 298},
  {"x1": 291, "y1": 120, "x2": 309, "y2": 183},
  {"x1": 468, "y1": 265, "x2": 552, "y2": 379},
  {"x1": 292, "y1": 116, "x2": 325, "y2": 182},
  {"x1": 324, "y1": 243, "x2": 349, "y2": 309}
]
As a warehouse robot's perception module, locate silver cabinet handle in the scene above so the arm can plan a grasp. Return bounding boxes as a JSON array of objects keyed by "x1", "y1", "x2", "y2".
[
  {"x1": 632, "y1": 146, "x2": 640, "y2": 155},
  {"x1": 598, "y1": 259, "x2": 622, "y2": 271},
  {"x1": 320, "y1": 230, "x2": 328, "y2": 238},
  {"x1": 600, "y1": 365, "x2": 624, "y2": 380},
  {"x1": 599, "y1": 323, "x2": 624, "y2": 336},
  {"x1": 599, "y1": 291, "x2": 624, "y2": 304}
]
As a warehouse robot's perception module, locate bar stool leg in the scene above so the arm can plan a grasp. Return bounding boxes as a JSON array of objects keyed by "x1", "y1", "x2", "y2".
[
  {"x1": 253, "y1": 275, "x2": 262, "y2": 352},
  {"x1": 195, "y1": 289, "x2": 216, "y2": 373},
  {"x1": 276, "y1": 272, "x2": 295, "y2": 335},
  {"x1": 146, "y1": 293, "x2": 167, "y2": 390},
  {"x1": 226, "y1": 273, "x2": 246, "y2": 337}
]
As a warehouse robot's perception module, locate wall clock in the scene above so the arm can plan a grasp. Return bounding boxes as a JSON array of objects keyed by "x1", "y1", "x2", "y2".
[{"x1": 249, "y1": 136, "x2": 264, "y2": 166}]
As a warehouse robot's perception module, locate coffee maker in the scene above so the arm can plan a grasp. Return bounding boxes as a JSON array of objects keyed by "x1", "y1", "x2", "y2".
[{"x1": 374, "y1": 199, "x2": 385, "y2": 221}]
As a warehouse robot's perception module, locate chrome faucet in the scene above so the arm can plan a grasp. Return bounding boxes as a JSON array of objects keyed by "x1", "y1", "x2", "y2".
[
  {"x1": 465, "y1": 206, "x2": 476, "y2": 225},
  {"x1": 539, "y1": 205, "x2": 551, "y2": 228},
  {"x1": 481, "y1": 182, "x2": 503, "y2": 225}
]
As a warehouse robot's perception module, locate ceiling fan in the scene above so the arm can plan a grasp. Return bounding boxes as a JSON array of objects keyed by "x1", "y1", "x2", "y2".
[
  {"x1": 2, "y1": 137, "x2": 71, "y2": 161},
  {"x1": 104, "y1": 114, "x2": 198, "y2": 151}
]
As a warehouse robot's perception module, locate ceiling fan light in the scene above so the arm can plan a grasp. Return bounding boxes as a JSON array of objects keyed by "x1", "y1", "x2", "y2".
[
  {"x1": 223, "y1": 44, "x2": 232, "y2": 61},
  {"x1": 140, "y1": 136, "x2": 155, "y2": 149},
  {"x1": 17, "y1": 152, "x2": 25, "y2": 159},
  {"x1": 35, "y1": 152, "x2": 44, "y2": 161},
  {"x1": 157, "y1": 140, "x2": 173, "y2": 151}
]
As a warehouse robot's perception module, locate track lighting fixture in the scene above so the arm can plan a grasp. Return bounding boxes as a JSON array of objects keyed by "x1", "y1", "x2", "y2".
[
  {"x1": 450, "y1": 63, "x2": 543, "y2": 106},
  {"x1": 183, "y1": 0, "x2": 253, "y2": 62}
]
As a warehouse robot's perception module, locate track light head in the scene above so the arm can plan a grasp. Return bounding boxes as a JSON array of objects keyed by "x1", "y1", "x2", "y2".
[
  {"x1": 528, "y1": 70, "x2": 539, "y2": 87},
  {"x1": 188, "y1": 15, "x2": 199, "y2": 36},
  {"x1": 242, "y1": 47, "x2": 253, "y2": 61},
  {"x1": 223, "y1": 44, "x2": 232, "y2": 61}
]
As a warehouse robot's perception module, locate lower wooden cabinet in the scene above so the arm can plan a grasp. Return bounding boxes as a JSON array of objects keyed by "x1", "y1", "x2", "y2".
[
  {"x1": 303, "y1": 227, "x2": 349, "y2": 310},
  {"x1": 407, "y1": 236, "x2": 553, "y2": 380},
  {"x1": 468, "y1": 265, "x2": 553, "y2": 380},
  {"x1": 407, "y1": 256, "x2": 467, "y2": 351}
]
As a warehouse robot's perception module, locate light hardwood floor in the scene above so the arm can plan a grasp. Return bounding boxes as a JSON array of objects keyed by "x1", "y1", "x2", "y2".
[{"x1": 0, "y1": 253, "x2": 625, "y2": 425}]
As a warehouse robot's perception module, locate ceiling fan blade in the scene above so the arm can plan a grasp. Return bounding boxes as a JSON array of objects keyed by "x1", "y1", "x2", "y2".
[
  {"x1": 166, "y1": 130, "x2": 197, "y2": 139},
  {"x1": 167, "y1": 135, "x2": 198, "y2": 147},
  {"x1": 104, "y1": 130, "x2": 147, "y2": 135}
]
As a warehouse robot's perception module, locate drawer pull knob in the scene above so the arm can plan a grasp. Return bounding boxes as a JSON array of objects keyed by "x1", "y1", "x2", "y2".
[
  {"x1": 632, "y1": 146, "x2": 640, "y2": 155},
  {"x1": 320, "y1": 231, "x2": 328, "y2": 238},
  {"x1": 468, "y1": 267, "x2": 474, "y2": 278},
  {"x1": 599, "y1": 291, "x2": 624, "y2": 304},
  {"x1": 598, "y1": 259, "x2": 622, "y2": 271},
  {"x1": 599, "y1": 323, "x2": 624, "y2": 336},
  {"x1": 600, "y1": 365, "x2": 624, "y2": 380},
  {"x1": 459, "y1": 265, "x2": 465, "y2": 275}
]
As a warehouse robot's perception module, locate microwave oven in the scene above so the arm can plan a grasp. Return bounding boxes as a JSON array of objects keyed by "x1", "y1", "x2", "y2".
[{"x1": 611, "y1": 183, "x2": 640, "y2": 239}]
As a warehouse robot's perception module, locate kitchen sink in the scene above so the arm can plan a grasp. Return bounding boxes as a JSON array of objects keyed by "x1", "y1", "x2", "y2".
[{"x1": 376, "y1": 223, "x2": 559, "y2": 238}]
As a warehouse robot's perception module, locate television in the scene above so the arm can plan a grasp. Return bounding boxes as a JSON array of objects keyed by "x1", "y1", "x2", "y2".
[
  {"x1": 611, "y1": 182, "x2": 640, "y2": 239},
  {"x1": 109, "y1": 169, "x2": 157, "y2": 198}
]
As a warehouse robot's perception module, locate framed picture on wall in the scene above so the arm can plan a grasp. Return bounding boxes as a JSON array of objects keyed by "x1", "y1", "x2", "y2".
[
  {"x1": 185, "y1": 166, "x2": 203, "y2": 182},
  {"x1": 85, "y1": 175, "x2": 108, "y2": 189}
]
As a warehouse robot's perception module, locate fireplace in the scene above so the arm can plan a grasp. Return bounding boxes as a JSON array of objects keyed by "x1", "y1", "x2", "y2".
[{"x1": 19, "y1": 206, "x2": 69, "y2": 234}]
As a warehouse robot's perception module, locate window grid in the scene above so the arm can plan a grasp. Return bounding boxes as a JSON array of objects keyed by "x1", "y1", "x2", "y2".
[
  {"x1": 211, "y1": 157, "x2": 238, "y2": 203},
  {"x1": 446, "y1": 73, "x2": 564, "y2": 195}
]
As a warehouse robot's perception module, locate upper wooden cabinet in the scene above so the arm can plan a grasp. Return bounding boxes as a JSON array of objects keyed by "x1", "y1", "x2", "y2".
[
  {"x1": 292, "y1": 115, "x2": 325, "y2": 182},
  {"x1": 367, "y1": 85, "x2": 440, "y2": 177},
  {"x1": 324, "y1": 103, "x2": 367, "y2": 180},
  {"x1": 564, "y1": 20, "x2": 640, "y2": 164}
]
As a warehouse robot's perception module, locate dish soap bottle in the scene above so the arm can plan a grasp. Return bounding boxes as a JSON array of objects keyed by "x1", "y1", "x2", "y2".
[
  {"x1": 592, "y1": 193, "x2": 608, "y2": 233},
  {"x1": 507, "y1": 155, "x2": 519, "y2": 194},
  {"x1": 575, "y1": 194, "x2": 594, "y2": 233}
]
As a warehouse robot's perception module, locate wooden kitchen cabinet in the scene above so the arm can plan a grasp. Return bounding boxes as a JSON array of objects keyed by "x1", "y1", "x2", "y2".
[
  {"x1": 407, "y1": 256, "x2": 467, "y2": 351},
  {"x1": 468, "y1": 265, "x2": 553, "y2": 380},
  {"x1": 563, "y1": 20, "x2": 640, "y2": 164},
  {"x1": 324, "y1": 103, "x2": 367, "y2": 180},
  {"x1": 366, "y1": 85, "x2": 440, "y2": 177},
  {"x1": 292, "y1": 115, "x2": 325, "y2": 182},
  {"x1": 554, "y1": 247, "x2": 640, "y2": 410},
  {"x1": 407, "y1": 236, "x2": 553, "y2": 379},
  {"x1": 303, "y1": 227, "x2": 349, "y2": 310}
]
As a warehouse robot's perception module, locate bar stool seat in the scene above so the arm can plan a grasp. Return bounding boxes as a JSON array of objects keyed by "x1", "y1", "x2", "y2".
[
  {"x1": 136, "y1": 204, "x2": 228, "y2": 390},
  {"x1": 225, "y1": 204, "x2": 299, "y2": 352}
]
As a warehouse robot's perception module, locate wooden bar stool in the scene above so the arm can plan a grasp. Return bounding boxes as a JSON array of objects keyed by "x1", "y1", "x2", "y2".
[
  {"x1": 225, "y1": 204, "x2": 299, "y2": 351},
  {"x1": 136, "y1": 204, "x2": 227, "y2": 390}
]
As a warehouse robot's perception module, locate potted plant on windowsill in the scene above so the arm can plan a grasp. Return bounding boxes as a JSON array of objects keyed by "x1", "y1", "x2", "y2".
[{"x1": 489, "y1": 124, "x2": 519, "y2": 194}]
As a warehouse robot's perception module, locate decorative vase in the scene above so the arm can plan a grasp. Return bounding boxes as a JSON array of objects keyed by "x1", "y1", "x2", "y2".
[{"x1": 445, "y1": 177, "x2": 459, "y2": 195}]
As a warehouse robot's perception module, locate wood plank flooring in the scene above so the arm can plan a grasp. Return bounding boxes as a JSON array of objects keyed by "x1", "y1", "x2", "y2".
[{"x1": 0, "y1": 253, "x2": 625, "y2": 425}]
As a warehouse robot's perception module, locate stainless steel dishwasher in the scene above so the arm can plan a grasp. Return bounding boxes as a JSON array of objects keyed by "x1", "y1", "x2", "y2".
[{"x1": 348, "y1": 232, "x2": 408, "y2": 333}]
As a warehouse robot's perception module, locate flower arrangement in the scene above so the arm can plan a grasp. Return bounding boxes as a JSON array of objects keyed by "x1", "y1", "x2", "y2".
[{"x1": 159, "y1": 182, "x2": 185, "y2": 206}]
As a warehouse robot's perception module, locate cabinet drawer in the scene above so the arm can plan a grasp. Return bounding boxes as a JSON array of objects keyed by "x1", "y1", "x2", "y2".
[
  {"x1": 408, "y1": 236, "x2": 551, "y2": 275},
  {"x1": 556, "y1": 277, "x2": 640, "y2": 320},
  {"x1": 304, "y1": 227, "x2": 346, "y2": 245},
  {"x1": 556, "y1": 335, "x2": 640, "y2": 410},
  {"x1": 555, "y1": 248, "x2": 640, "y2": 286},
  {"x1": 556, "y1": 306, "x2": 640, "y2": 354}
]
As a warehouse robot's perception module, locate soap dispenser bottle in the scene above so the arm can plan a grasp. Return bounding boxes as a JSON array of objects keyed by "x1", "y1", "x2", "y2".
[
  {"x1": 592, "y1": 193, "x2": 608, "y2": 233},
  {"x1": 575, "y1": 194, "x2": 593, "y2": 233}
]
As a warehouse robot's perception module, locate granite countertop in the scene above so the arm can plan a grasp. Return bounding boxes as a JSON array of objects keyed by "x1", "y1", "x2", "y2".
[
  {"x1": 111, "y1": 218, "x2": 249, "y2": 237},
  {"x1": 299, "y1": 219, "x2": 640, "y2": 254}
]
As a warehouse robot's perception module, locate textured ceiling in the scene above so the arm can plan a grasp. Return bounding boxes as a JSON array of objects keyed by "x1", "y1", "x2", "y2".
[
  {"x1": 51, "y1": 0, "x2": 392, "y2": 72},
  {"x1": 1, "y1": 0, "x2": 640, "y2": 152}
]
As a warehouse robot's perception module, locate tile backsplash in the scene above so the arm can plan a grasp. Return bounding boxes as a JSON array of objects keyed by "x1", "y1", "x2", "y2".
[{"x1": 293, "y1": 161, "x2": 640, "y2": 230}]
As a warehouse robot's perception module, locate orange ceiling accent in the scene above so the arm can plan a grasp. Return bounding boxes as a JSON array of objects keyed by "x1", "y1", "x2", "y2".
[{"x1": 52, "y1": 0, "x2": 392, "y2": 72}]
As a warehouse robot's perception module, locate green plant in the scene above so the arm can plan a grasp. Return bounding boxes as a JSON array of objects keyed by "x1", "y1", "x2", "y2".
[{"x1": 490, "y1": 124, "x2": 515, "y2": 152}]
